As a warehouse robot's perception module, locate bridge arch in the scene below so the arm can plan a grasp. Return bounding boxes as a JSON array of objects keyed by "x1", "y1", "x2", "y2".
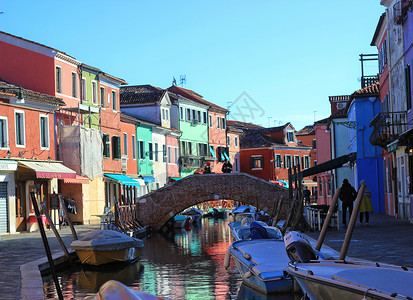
[{"x1": 136, "y1": 173, "x2": 290, "y2": 230}]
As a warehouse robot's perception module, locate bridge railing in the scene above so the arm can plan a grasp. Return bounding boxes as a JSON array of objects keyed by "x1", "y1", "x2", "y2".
[{"x1": 114, "y1": 185, "x2": 144, "y2": 233}]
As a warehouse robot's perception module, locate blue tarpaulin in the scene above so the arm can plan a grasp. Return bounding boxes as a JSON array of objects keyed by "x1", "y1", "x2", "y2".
[
  {"x1": 104, "y1": 173, "x2": 140, "y2": 187},
  {"x1": 141, "y1": 175, "x2": 155, "y2": 183}
]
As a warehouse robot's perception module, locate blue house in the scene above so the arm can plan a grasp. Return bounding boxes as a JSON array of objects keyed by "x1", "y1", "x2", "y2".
[{"x1": 347, "y1": 82, "x2": 384, "y2": 213}]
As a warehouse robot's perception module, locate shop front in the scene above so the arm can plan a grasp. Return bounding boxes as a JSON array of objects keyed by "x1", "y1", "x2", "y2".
[{"x1": 0, "y1": 159, "x2": 17, "y2": 234}]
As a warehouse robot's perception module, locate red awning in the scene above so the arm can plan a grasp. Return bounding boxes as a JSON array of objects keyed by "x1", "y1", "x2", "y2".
[
  {"x1": 18, "y1": 161, "x2": 76, "y2": 179},
  {"x1": 63, "y1": 175, "x2": 89, "y2": 184}
]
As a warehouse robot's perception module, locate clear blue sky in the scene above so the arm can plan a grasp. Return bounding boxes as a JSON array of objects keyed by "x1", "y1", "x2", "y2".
[{"x1": 1, "y1": 1, "x2": 384, "y2": 130}]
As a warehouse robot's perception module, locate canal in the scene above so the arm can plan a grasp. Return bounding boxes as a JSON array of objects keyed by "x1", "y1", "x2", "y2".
[{"x1": 43, "y1": 217, "x2": 300, "y2": 299}]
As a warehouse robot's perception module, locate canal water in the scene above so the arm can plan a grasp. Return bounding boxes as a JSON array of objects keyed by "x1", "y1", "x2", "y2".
[{"x1": 43, "y1": 217, "x2": 300, "y2": 299}]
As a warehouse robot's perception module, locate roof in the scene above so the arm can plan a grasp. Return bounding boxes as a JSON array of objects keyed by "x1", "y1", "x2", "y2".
[
  {"x1": 0, "y1": 79, "x2": 65, "y2": 106},
  {"x1": 120, "y1": 85, "x2": 166, "y2": 105},
  {"x1": 167, "y1": 85, "x2": 228, "y2": 112},
  {"x1": 352, "y1": 82, "x2": 380, "y2": 97},
  {"x1": 330, "y1": 108, "x2": 347, "y2": 119},
  {"x1": 226, "y1": 120, "x2": 264, "y2": 130},
  {"x1": 296, "y1": 125, "x2": 315, "y2": 136},
  {"x1": 371, "y1": 13, "x2": 386, "y2": 46},
  {"x1": 314, "y1": 117, "x2": 330, "y2": 125}
]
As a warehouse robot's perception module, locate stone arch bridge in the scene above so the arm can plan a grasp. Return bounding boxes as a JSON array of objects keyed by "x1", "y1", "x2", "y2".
[{"x1": 135, "y1": 173, "x2": 290, "y2": 231}]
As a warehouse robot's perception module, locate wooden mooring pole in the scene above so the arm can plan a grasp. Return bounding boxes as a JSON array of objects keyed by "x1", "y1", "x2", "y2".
[{"x1": 30, "y1": 192, "x2": 64, "y2": 300}]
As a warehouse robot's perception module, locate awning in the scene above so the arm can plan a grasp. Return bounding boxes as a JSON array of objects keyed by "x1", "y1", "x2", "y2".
[
  {"x1": 224, "y1": 152, "x2": 230, "y2": 161},
  {"x1": 63, "y1": 175, "x2": 89, "y2": 184},
  {"x1": 171, "y1": 177, "x2": 182, "y2": 181},
  {"x1": 18, "y1": 161, "x2": 76, "y2": 179},
  {"x1": 104, "y1": 173, "x2": 140, "y2": 187},
  {"x1": 141, "y1": 175, "x2": 155, "y2": 183},
  {"x1": 387, "y1": 140, "x2": 398, "y2": 153}
]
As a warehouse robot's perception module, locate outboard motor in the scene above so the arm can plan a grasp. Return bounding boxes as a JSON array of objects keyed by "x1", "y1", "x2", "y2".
[{"x1": 284, "y1": 231, "x2": 317, "y2": 263}]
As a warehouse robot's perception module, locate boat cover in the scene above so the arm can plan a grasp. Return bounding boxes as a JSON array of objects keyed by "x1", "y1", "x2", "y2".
[{"x1": 71, "y1": 230, "x2": 144, "y2": 251}]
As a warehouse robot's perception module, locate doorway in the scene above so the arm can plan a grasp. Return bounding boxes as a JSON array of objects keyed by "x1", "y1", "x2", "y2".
[{"x1": 15, "y1": 182, "x2": 26, "y2": 232}]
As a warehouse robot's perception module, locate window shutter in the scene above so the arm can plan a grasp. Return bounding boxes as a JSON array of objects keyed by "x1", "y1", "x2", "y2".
[
  {"x1": 260, "y1": 156, "x2": 264, "y2": 168},
  {"x1": 250, "y1": 157, "x2": 254, "y2": 169}
]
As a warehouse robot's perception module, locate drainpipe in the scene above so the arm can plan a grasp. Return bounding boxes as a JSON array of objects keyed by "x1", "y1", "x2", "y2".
[{"x1": 165, "y1": 130, "x2": 168, "y2": 186}]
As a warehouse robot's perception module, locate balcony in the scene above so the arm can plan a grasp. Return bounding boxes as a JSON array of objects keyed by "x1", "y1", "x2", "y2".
[
  {"x1": 361, "y1": 75, "x2": 379, "y2": 89},
  {"x1": 369, "y1": 111, "x2": 407, "y2": 148}
]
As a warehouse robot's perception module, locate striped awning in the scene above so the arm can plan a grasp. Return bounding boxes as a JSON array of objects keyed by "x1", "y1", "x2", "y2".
[{"x1": 18, "y1": 161, "x2": 76, "y2": 179}]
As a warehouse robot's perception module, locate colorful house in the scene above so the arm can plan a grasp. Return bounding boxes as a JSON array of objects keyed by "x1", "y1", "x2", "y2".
[
  {"x1": 226, "y1": 123, "x2": 242, "y2": 172},
  {"x1": 238, "y1": 123, "x2": 311, "y2": 184}
]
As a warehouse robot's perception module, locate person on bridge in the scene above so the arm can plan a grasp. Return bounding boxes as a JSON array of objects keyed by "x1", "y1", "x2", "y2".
[
  {"x1": 303, "y1": 186, "x2": 311, "y2": 206},
  {"x1": 222, "y1": 159, "x2": 232, "y2": 173},
  {"x1": 203, "y1": 161, "x2": 211, "y2": 174}
]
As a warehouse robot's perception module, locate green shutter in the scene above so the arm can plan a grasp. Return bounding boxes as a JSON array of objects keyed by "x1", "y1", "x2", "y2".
[{"x1": 116, "y1": 136, "x2": 121, "y2": 159}]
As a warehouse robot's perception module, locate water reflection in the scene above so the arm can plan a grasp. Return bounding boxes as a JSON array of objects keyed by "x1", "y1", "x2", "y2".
[{"x1": 43, "y1": 217, "x2": 299, "y2": 299}]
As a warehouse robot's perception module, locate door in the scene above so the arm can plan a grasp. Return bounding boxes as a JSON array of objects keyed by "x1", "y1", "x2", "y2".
[
  {"x1": 15, "y1": 182, "x2": 26, "y2": 232},
  {"x1": 397, "y1": 155, "x2": 408, "y2": 219},
  {"x1": 0, "y1": 182, "x2": 8, "y2": 234}
]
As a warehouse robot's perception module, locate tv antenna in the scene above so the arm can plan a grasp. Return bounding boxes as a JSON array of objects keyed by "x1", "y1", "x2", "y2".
[
  {"x1": 172, "y1": 77, "x2": 177, "y2": 86},
  {"x1": 179, "y1": 75, "x2": 186, "y2": 87}
]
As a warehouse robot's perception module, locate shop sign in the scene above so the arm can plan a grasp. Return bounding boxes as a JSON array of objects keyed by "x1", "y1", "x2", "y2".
[{"x1": 0, "y1": 160, "x2": 18, "y2": 171}]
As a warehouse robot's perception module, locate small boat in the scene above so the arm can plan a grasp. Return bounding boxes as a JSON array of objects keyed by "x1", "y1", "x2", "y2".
[
  {"x1": 87, "y1": 280, "x2": 170, "y2": 299},
  {"x1": 231, "y1": 205, "x2": 257, "y2": 221},
  {"x1": 212, "y1": 207, "x2": 226, "y2": 219},
  {"x1": 284, "y1": 231, "x2": 413, "y2": 300},
  {"x1": 229, "y1": 220, "x2": 282, "y2": 241},
  {"x1": 225, "y1": 239, "x2": 294, "y2": 294},
  {"x1": 71, "y1": 230, "x2": 144, "y2": 266},
  {"x1": 182, "y1": 207, "x2": 203, "y2": 224},
  {"x1": 173, "y1": 215, "x2": 192, "y2": 228}
]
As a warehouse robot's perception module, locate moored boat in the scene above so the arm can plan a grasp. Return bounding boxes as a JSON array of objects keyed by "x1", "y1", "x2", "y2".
[
  {"x1": 71, "y1": 230, "x2": 144, "y2": 266},
  {"x1": 231, "y1": 205, "x2": 257, "y2": 221},
  {"x1": 173, "y1": 215, "x2": 192, "y2": 228},
  {"x1": 182, "y1": 207, "x2": 203, "y2": 224},
  {"x1": 229, "y1": 220, "x2": 282, "y2": 241},
  {"x1": 284, "y1": 231, "x2": 413, "y2": 300}
]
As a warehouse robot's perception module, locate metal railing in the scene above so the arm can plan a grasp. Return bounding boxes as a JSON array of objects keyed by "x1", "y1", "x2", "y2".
[{"x1": 369, "y1": 111, "x2": 407, "y2": 148}]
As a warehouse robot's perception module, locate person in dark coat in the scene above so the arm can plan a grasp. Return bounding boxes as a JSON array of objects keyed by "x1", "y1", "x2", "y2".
[
  {"x1": 339, "y1": 179, "x2": 357, "y2": 226},
  {"x1": 203, "y1": 161, "x2": 211, "y2": 174},
  {"x1": 222, "y1": 159, "x2": 233, "y2": 173},
  {"x1": 303, "y1": 186, "x2": 311, "y2": 206}
]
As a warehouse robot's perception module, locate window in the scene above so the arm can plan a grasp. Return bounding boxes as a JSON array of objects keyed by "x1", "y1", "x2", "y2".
[
  {"x1": 304, "y1": 156, "x2": 310, "y2": 169},
  {"x1": 192, "y1": 110, "x2": 196, "y2": 120},
  {"x1": 132, "y1": 135, "x2": 136, "y2": 160},
  {"x1": 112, "y1": 136, "x2": 121, "y2": 159},
  {"x1": 15, "y1": 111, "x2": 25, "y2": 147},
  {"x1": 40, "y1": 115, "x2": 49, "y2": 149},
  {"x1": 100, "y1": 87, "x2": 105, "y2": 107},
  {"x1": 139, "y1": 140, "x2": 144, "y2": 159},
  {"x1": 221, "y1": 118, "x2": 226, "y2": 130},
  {"x1": 217, "y1": 146, "x2": 229, "y2": 162},
  {"x1": 198, "y1": 143, "x2": 208, "y2": 156},
  {"x1": 405, "y1": 65, "x2": 412, "y2": 111},
  {"x1": 56, "y1": 66, "x2": 62, "y2": 93},
  {"x1": 179, "y1": 107, "x2": 184, "y2": 120},
  {"x1": 209, "y1": 115, "x2": 212, "y2": 128},
  {"x1": 168, "y1": 147, "x2": 171, "y2": 163},
  {"x1": 166, "y1": 109, "x2": 169, "y2": 120},
  {"x1": 0, "y1": 117, "x2": 8, "y2": 148},
  {"x1": 188, "y1": 142, "x2": 192, "y2": 155},
  {"x1": 154, "y1": 143, "x2": 158, "y2": 161},
  {"x1": 203, "y1": 112, "x2": 207, "y2": 124},
  {"x1": 275, "y1": 154, "x2": 282, "y2": 168},
  {"x1": 112, "y1": 91, "x2": 117, "y2": 110},
  {"x1": 287, "y1": 131, "x2": 294, "y2": 142},
  {"x1": 181, "y1": 141, "x2": 186, "y2": 156},
  {"x1": 162, "y1": 109, "x2": 165, "y2": 120},
  {"x1": 250, "y1": 156, "x2": 264, "y2": 169},
  {"x1": 72, "y1": 72, "x2": 77, "y2": 98},
  {"x1": 81, "y1": 78, "x2": 87, "y2": 102},
  {"x1": 227, "y1": 136, "x2": 231, "y2": 146},
  {"x1": 235, "y1": 137, "x2": 238, "y2": 147},
  {"x1": 197, "y1": 111, "x2": 201, "y2": 122},
  {"x1": 123, "y1": 133, "x2": 128, "y2": 156},
  {"x1": 148, "y1": 142, "x2": 153, "y2": 160},
  {"x1": 312, "y1": 139, "x2": 316, "y2": 150},
  {"x1": 102, "y1": 134, "x2": 110, "y2": 158},
  {"x1": 294, "y1": 155, "x2": 300, "y2": 168},
  {"x1": 285, "y1": 155, "x2": 292, "y2": 169},
  {"x1": 175, "y1": 148, "x2": 178, "y2": 164},
  {"x1": 92, "y1": 81, "x2": 98, "y2": 105},
  {"x1": 217, "y1": 116, "x2": 220, "y2": 129},
  {"x1": 163, "y1": 145, "x2": 166, "y2": 162},
  {"x1": 186, "y1": 108, "x2": 191, "y2": 121}
]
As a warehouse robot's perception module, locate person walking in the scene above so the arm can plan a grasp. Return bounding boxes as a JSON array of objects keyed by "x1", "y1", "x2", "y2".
[
  {"x1": 303, "y1": 186, "x2": 311, "y2": 206},
  {"x1": 203, "y1": 161, "x2": 211, "y2": 174},
  {"x1": 359, "y1": 184, "x2": 373, "y2": 225},
  {"x1": 222, "y1": 159, "x2": 233, "y2": 173},
  {"x1": 339, "y1": 179, "x2": 357, "y2": 226}
]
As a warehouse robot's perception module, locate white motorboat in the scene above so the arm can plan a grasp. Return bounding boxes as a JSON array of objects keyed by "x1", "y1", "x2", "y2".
[
  {"x1": 228, "y1": 220, "x2": 282, "y2": 241},
  {"x1": 284, "y1": 231, "x2": 413, "y2": 300},
  {"x1": 231, "y1": 205, "x2": 257, "y2": 221},
  {"x1": 71, "y1": 229, "x2": 144, "y2": 266}
]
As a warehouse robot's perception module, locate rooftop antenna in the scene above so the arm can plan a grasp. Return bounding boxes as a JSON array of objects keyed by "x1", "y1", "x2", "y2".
[
  {"x1": 179, "y1": 75, "x2": 186, "y2": 87},
  {"x1": 172, "y1": 77, "x2": 177, "y2": 86}
]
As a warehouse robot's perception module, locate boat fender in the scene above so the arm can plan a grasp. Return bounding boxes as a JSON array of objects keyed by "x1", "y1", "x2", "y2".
[
  {"x1": 244, "y1": 271, "x2": 253, "y2": 279},
  {"x1": 243, "y1": 253, "x2": 251, "y2": 260},
  {"x1": 224, "y1": 250, "x2": 231, "y2": 269}
]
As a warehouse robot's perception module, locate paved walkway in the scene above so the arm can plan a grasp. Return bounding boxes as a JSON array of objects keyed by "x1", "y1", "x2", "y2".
[
  {"x1": 304, "y1": 213, "x2": 413, "y2": 267},
  {"x1": 0, "y1": 224, "x2": 99, "y2": 300}
]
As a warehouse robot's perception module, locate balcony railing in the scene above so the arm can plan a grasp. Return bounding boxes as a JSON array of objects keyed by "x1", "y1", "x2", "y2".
[
  {"x1": 369, "y1": 111, "x2": 407, "y2": 148},
  {"x1": 361, "y1": 75, "x2": 379, "y2": 88}
]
